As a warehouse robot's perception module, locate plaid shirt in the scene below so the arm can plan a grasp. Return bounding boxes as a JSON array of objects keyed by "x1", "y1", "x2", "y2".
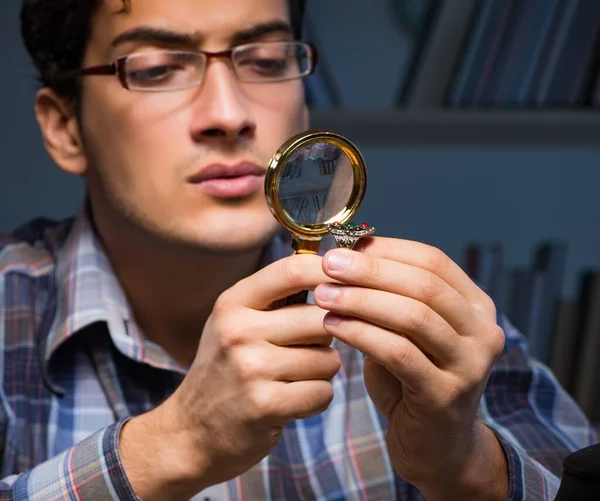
[{"x1": 0, "y1": 207, "x2": 596, "y2": 501}]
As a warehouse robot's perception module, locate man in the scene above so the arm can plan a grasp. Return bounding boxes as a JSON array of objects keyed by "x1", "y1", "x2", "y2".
[{"x1": 0, "y1": 0, "x2": 595, "y2": 499}]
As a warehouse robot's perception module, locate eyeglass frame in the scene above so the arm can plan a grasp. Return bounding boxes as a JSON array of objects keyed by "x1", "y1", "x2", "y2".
[{"x1": 59, "y1": 40, "x2": 319, "y2": 91}]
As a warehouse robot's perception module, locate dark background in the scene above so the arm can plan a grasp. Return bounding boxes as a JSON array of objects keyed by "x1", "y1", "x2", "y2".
[{"x1": 2, "y1": 0, "x2": 599, "y2": 300}]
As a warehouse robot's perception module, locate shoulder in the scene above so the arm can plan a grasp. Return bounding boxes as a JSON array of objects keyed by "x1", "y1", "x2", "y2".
[
  {"x1": 0, "y1": 216, "x2": 75, "y2": 365},
  {"x1": 0, "y1": 217, "x2": 74, "y2": 346},
  {"x1": 0, "y1": 217, "x2": 74, "y2": 278}
]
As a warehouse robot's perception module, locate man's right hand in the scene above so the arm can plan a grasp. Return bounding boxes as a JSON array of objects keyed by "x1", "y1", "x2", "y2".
[{"x1": 119, "y1": 254, "x2": 341, "y2": 500}]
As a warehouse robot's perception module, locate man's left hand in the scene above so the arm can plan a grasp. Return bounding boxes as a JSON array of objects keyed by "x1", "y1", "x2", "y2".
[{"x1": 313, "y1": 237, "x2": 508, "y2": 501}]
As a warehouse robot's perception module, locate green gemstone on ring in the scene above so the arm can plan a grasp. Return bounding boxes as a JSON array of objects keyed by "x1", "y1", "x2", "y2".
[{"x1": 346, "y1": 222, "x2": 356, "y2": 228}]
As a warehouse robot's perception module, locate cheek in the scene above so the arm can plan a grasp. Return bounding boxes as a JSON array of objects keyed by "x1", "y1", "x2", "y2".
[
  {"x1": 101, "y1": 92, "x2": 185, "y2": 148},
  {"x1": 251, "y1": 83, "x2": 307, "y2": 147},
  {"x1": 266, "y1": 82, "x2": 306, "y2": 122},
  {"x1": 82, "y1": 88, "x2": 185, "y2": 187}
]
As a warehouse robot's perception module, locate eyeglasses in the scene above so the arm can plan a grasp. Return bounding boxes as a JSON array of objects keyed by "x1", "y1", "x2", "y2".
[{"x1": 62, "y1": 41, "x2": 318, "y2": 92}]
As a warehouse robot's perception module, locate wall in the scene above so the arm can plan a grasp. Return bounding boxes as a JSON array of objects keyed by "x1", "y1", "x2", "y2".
[
  {"x1": 1, "y1": 0, "x2": 600, "y2": 299},
  {"x1": 355, "y1": 146, "x2": 600, "y2": 300},
  {"x1": 0, "y1": 0, "x2": 84, "y2": 231}
]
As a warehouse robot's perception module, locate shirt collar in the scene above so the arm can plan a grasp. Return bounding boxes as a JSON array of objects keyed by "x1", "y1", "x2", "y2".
[
  {"x1": 45, "y1": 206, "x2": 141, "y2": 370},
  {"x1": 44, "y1": 205, "x2": 297, "y2": 374}
]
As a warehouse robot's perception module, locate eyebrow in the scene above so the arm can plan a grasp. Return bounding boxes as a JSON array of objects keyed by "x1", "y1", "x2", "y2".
[{"x1": 110, "y1": 20, "x2": 294, "y2": 50}]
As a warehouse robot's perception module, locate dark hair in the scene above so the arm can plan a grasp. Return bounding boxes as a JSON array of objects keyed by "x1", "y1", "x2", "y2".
[{"x1": 20, "y1": 0, "x2": 306, "y2": 104}]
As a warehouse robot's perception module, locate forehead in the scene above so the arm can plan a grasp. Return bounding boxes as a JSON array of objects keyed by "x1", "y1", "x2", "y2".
[{"x1": 92, "y1": 0, "x2": 291, "y2": 48}]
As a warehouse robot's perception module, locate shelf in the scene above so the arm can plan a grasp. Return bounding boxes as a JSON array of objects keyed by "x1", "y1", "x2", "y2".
[{"x1": 309, "y1": 109, "x2": 600, "y2": 147}]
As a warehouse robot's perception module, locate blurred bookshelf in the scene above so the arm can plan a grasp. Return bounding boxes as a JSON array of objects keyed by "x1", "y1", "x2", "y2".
[
  {"x1": 310, "y1": 109, "x2": 600, "y2": 147},
  {"x1": 464, "y1": 239, "x2": 600, "y2": 424},
  {"x1": 304, "y1": 0, "x2": 600, "y2": 419},
  {"x1": 305, "y1": 0, "x2": 600, "y2": 147}
]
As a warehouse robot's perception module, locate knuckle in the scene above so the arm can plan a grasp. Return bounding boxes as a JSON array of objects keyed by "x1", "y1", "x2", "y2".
[
  {"x1": 236, "y1": 348, "x2": 267, "y2": 381},
  {"x1": 219, "y1": 319, "x2": 251, "y2": 349},
  {"x1": 423, "y1": 245, "x2": 452, "y2": 275},
  {"x1": 435, "y1": 374, "x2": 476, "y2": 411},
  {"x1": 213, "y1": 292, "x2": 232, "y2": 315},
  {"x1": 454, "y1": 373, "x2": 483, "y2": 400},
  {"x1": 313, "y1": 382, "x2": 335, "y2": 411},
  {"x1": 295, "y1": 382, "x2": 335, "y2": 420},
  {"x1": 279, "y1": 256, "x2": 308, "y2": 287},
  {"x1": 363, "y1": 256, "x2": 383, "y2": 285},
  {"x1": 247, "y1": 383, "x2": 279, "y2": 420},
  {"x1": 407, "y1": 303, "x2": 433, "y2": 332},
  {"x1": 487, "y1": 324, "x2": 506, "y2": 358},
  {"x1": 438, "y1": 389, "x2": 468, "y2": 423},
  {"x1": 418, "y1": 271, "x2": 444, "y2": 303},
  {"x1": 455, "y1": 350, "x2": 492, "y2": 393},
  {"x1": 321, "y1": 384, "x2": 335, "y2": 408},
  {"x1": 325, "y1": 348, "x2": 342, "y2": 377},
  {"x1": 389, "y1": 338, "x2": 413, "y2": 368},
  {"x1": 463, "y1": 367, "x2": 484, "y2": 391},
  {"x1": 487, "y1": 297, "x2": 498, "y2": 318},
  {"x1": 436, "y1": 384, "x2": 461, "y2": 409},
  {"x1": 479, "y1": 293, "x2": 497, "y2": 318}
]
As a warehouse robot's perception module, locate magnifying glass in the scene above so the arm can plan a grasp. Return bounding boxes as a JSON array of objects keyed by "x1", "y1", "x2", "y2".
[{"x1": 265, "y1": 130, "x2": 374, "y2": 304}]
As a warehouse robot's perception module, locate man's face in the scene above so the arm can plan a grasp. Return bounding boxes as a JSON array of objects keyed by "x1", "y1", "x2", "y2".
[{"x1": 78, "y1": 0, "x2": 307, "y2": 252}]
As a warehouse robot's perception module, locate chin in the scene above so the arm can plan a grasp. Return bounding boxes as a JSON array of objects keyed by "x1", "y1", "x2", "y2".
[
  {"x1": 168, "y1": 213, "x2": 282, "y2": 255},
  {"x1": 195, "y1": 229, "x2": 277, "y2": 254},
  {"x1": 111, "y1": 192, "x2": 283, "y2": 255}
]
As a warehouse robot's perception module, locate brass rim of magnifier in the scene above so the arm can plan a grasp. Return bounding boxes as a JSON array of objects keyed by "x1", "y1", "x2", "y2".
[{"x1": 265, "y1": 130, "x2": 367, "y2": 241}]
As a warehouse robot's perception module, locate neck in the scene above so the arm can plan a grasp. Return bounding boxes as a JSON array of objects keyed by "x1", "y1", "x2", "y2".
[{"x1": 91, "y1": 208, "x2": 265, "y2": 369}]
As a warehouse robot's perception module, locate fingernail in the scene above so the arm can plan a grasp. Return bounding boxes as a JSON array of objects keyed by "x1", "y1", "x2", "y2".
[
  {"x1": 315, "y1": 284, "x2": 340, "y2": 302},
  {"x1": 327, "y1": 251, "x2": 352, "y2": 271},
  {"x1": 324, "y1": 314, "x2": 342, "y2": 326}
]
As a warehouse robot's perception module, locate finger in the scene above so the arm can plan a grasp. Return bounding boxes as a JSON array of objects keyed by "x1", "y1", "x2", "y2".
[
  {"x1": 275, "y1": 380, "x2": 335, "y2": 421},
  {"x1": 259, "y1": 304, "x2": 333, "y2": 346},
  {"x1": 321, "y1": 250, "x2": 488, "y2": 337},
  {"x1": 221, "y1": 254, "x2": 334, "y2": 310},
  {"x1": 237, "y1": 344, "x2": 340, "y2": 383},
  {"x1": 274, "y1": 345, "x2": 341, "y2": 382},
  {"x1": 315, "y1": 285, "x2": 460, "y2": 364},
  {"x1": 353, "y1": 237, "x2": 495, "y2": 315},
  {"x1": 322, "y1": 313, "x2": 439, "y2": 394},
  {"x1": 363, "y1": 356, "x2": 403, "y2": 420}
]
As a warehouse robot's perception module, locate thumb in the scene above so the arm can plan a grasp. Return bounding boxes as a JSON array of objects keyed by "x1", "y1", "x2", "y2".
[{"x1": 363, "y1": 356, "x2": 404, "y2": 421}]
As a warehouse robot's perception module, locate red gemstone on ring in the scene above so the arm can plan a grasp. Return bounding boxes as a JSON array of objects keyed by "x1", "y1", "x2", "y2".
[
  {"x1": 360, "y1": 223, "x2": 369, "y2": 228},
  {"x1": 332, "y1": 222, "x2": 341, "y2": 227}
]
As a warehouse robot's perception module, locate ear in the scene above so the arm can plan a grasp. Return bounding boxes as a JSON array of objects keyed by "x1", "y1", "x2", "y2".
[{"x1": 34, "y1": 88, "x2": 88, "y2": 176}]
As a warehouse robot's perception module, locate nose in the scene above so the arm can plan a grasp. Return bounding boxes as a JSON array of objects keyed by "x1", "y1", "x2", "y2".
[{"x1": 189, "y1": 59, "x2": 256, "y2": 145}]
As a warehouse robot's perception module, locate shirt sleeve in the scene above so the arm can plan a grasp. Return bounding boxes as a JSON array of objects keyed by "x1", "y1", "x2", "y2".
[
  {"x1": 0, "y1": 419, "x2": 140, "y2": 501},
  {"x1": 480, "y1": 314, "x2": 598, "y2": 501}
]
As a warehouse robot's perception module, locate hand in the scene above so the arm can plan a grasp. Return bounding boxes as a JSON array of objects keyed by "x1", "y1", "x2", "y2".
[
  {"x1": 120, "y1": 254, "x2": 341, "y2": 501},
  {"x1": 313, "y1": 238, "x2": 507, "y2": 501}
]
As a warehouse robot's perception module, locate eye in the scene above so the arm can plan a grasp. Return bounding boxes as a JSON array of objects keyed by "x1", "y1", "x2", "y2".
[
  {"x1": 129, "y1": 64, "x2": 182, "y2": 82},
  {"x1": 125, "y1": 52, "x2": 200, "y2": 88},
  {"x1": 241, "y1": 56, "x2": 289, "y2": 75}
]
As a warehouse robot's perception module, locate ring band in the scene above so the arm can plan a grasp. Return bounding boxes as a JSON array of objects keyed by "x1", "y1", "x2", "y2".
[{"x1": 326, "y1": 221, "x2": 376, "y2": 250}]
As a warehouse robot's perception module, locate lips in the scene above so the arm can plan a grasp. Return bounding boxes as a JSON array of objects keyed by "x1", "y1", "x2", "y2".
[
  {"x1": 188, "y1": 162, "x2": 266, "y2": 199},
  {"x1": 188, "y1": 162, "x2": 266, "y2": 183}
]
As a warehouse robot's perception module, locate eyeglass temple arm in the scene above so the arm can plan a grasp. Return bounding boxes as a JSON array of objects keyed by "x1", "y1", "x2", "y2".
[{"x1": 59, "y1": 63, "x2": 117, "y2": 82}]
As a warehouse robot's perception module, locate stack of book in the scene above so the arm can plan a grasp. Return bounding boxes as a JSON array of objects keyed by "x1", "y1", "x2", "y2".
[
  {"x1": 447, "y1": 0, "x2": 600, "y2": 108},
  {"x1": 464, "y1": 241, "x2": 600, "y2": 421}
]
